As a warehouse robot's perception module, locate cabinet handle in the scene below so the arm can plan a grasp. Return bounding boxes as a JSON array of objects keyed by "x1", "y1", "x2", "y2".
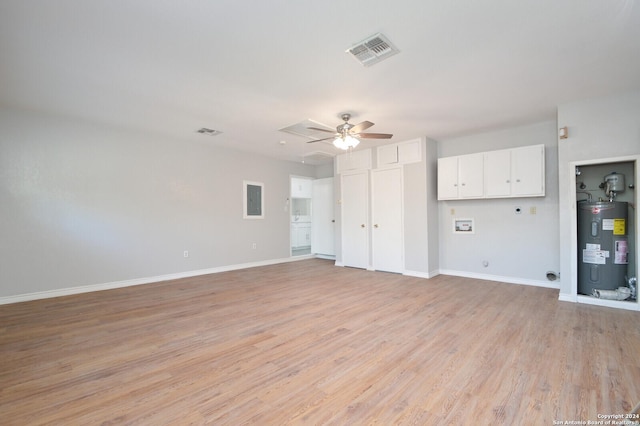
[
  {"x1": 374, "y1": 224, "x2": 379, "y2": 228},
  {"x1": 506, "y1": 180, "x2": 510, "y2": 183},
  {"x1": 516, "y1": 179, "x2": 521, "y2": 182},
  {"x1": 461, "y1": 183, "x2": 466, "y2": 186},
  {"x1": 453, "y1": 183, "x2": 458, "y2": 187},
  {"x1": 361, "y1": 224, "x2": 365, "y2": 228},
  {"x1": 331, "y1": 219, "x2": 335, "y2": 223}
]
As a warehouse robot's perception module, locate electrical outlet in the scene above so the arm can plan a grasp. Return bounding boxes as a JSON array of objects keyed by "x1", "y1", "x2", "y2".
[
  {"x1": 183, "y1": 250, "x2": 189, "y2": 258},
  {"x1": 450, "y1": 208, "x2": 455, "y2": 215},
  {"x1": 530, "y1": 206, "x2": 537, "y2": 215},
  {"x1": 252, "y1": 243, "x2": 257, "y2": 249}
]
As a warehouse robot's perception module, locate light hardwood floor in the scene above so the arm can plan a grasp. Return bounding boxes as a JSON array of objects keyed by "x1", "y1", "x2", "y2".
[{"x1": 1, "y1": 259, "x2": 639, "y2": 425}]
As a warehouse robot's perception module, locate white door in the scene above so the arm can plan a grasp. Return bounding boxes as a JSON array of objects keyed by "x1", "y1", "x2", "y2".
[
  {"x1": 372, "y1": 167, "x2": 404, "y2": 273},
  {"x1": 311, "y1": 177, "x2": 335, "y2": 256},
  {"x1": 341, "y1": 171, "x2": 369, "y2": 269}
]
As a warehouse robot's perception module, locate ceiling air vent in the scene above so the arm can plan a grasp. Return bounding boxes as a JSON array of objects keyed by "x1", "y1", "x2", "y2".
[
  {"x1": 196, "y1": 127, "x2": 222, "y2": 136},
  {"x1": 279, "y1": 119, "x2": 334, "y2": 140},
  {"x1": 347, "y1": 33, "x2": 399, "y2": 67}
]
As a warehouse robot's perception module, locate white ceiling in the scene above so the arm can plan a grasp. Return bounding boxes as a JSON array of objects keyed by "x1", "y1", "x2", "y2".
[{"x1": 1, "y1": 0, "x2": 639, "y2": 164}]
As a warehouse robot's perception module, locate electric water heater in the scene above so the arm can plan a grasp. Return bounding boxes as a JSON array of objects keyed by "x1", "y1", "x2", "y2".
[{"x1": 577, "y1": 201, "x2": 629, "y2": 296}]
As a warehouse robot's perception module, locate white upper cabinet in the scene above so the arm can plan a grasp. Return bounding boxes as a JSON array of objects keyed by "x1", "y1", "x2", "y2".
[
  {"x1": 437, "y1": 153, "x2": 484, "y2": 200},
  {"x1": 485, "y1": 149, "x2": 513, "y2": 197},
  {"x1": 511, "y1": 145, "x2": 545, "y2": 196},
  {"x1": 377, "y1": 144, "x2": 399, "y2": 165},
  {"x1": 336, "y1": 148, "x2": 372, "y2": 173},
  {"x1": 376, "y1": 139, "x2": 422, "y2": 167},
  {"x1": 291, "y1": 177, "x2": 313, "y2": 198},
  {"x1": 485, "y1": 145, "x2": 545, "y2": 198},
  {"x1": 440, "y1": 144, "x2": 545, "y2": 200}
]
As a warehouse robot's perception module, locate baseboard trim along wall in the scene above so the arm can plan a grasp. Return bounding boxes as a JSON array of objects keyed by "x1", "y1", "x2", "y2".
[
  {"x1": 0, "y1": 256, "x2": 312, "y2": 306},
  {"x1": 403, "y1": 270, "x2": 440, "y2": 279},
  {"x1": 439, "y1": 269, "x2": 560, "y2": 289}
]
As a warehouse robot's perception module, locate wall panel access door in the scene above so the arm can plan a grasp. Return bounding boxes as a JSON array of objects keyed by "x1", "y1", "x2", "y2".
[
  {"x1": 372, "y1": 167, "x2": 404, "y2": 273},
  {"x1": 341, "y1": 171, "x2": 369, "y2": 269}
]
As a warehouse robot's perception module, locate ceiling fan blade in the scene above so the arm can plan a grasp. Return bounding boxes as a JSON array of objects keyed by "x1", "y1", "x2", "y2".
[
  {"x1": 307, "y1": 136, "x2": 336, "y2": 143},
  {"x1": 349, "y1": 121, "x2": 374, "y2": 133},
  {"x1": 357, "y1": 132, "x2": 393, "y2": 139},
  {"x1": 307, "y1": 127, "x2": 337, "y2": 134}
]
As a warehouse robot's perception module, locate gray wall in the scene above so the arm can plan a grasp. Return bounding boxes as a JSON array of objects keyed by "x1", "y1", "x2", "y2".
[
  {"x1": 0, "y1": 107, "x2": 316, "y2": 298},
  {"x1": 437, "y1": 121, "x2": 560, "y2": 285},
  {"x1": 557, "y1": 89, "x2": 640, "y2": 299}
]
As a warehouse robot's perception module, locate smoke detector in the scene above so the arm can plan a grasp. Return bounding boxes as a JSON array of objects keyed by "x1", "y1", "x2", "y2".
[{"x1": 347, "y1": 33, "x2": 399, "y2": 67}]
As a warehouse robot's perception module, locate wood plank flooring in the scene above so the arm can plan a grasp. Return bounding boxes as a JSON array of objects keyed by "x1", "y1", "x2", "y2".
[{"x1": 1, "y1": 259, "x2": 639, "y2": 425}]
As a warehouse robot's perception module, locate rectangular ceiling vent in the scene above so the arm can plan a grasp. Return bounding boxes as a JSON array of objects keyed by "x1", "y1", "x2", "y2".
[
  {"x1": 279, "y1": 119, "x2": 335, "y2": 140},
  {"x1": 196, "y1": 127, "x2": 223, "y2": 136},
  {"x1": 347, "y1": 33, "x2": 399, "y2": 67}
]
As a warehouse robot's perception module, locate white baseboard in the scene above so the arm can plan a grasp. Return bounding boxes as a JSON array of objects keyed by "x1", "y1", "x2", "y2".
[
  {"x1": 403, "y1": 270, "x2": 440, "y2": 279},
  {"x1": 439, "y1": 269, "x2": 560, "y2": 289},
  {"x1": 0, "y1": 256, "x2": 310, "y2": 305},
  {"x1": 314, "y1": 254, "x2": 336, "y2": 261},
  {"x1": 576, "y1": 295, "x2": 639, "y2": 311},
  {"x1": 558, "y1": 293, "x2": 577, "y2": 303}
]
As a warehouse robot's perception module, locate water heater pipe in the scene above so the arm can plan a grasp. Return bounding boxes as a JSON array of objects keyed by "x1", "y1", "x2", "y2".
[{"x1": 592, "y1": 287, "x2": 631, "y2": 301}]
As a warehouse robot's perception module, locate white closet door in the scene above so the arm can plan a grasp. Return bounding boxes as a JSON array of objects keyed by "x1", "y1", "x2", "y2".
[
  {"x1": 372, "y1": 167, "x2": 404, "y2": 273},
  {"x1": 341, "y1": 171, "x2": 369, "y2": 269},
  {"x1": 311, "y1": 177, "x2": 335, "y2": 256}
]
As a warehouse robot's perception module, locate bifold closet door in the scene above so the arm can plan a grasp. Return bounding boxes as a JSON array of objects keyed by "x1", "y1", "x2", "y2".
[
  {"x1": 372, "y1": 167, "x2": 403, "y2": 273},
  {"x1": 341, "y1": 171, "x2": 369, "y2": 269}
]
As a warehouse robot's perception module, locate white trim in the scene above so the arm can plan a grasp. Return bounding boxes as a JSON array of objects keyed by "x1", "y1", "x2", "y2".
[
  {"x1": 403, "y1": 269, "x2": 440, "y2": 279},
  {"x1": 439, "y1": 269, "x2": 560, "y2": 289},
  {"x1": 558, "y1": 292, "x2": 577, "y2": 303},
  {"x1": 314, "y1": 254, "x2": 336, "y2": 261},
  {"x1": 576, "y1": 295, "x2": 639, "y2": 311},
  {"x1": 0, "y1": 256, "x2": 307, "y2": 306}
]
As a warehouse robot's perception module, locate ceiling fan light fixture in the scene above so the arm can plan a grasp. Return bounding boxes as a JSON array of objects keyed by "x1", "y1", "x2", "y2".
[{"x1": 333, "y1": 135, "x2": 360, "y2": 150}]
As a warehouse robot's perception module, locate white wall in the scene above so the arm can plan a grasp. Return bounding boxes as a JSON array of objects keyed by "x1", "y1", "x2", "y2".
[
  {"x1": 0, "y1": 107, "x2": 316, "y2": 299},
  {"x1": 557, "y1": 89, "x2": 640, "y2": 299},
  {"x1": 437, "y1": 121, "x2": 560, "y2": 286}
]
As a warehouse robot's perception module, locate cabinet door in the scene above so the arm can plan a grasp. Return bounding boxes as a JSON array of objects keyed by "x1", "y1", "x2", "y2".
[
  {"x1": 303, "y1": 225, "x2": 311, "y2": 247},
  {"x1": 372, "y1": 167, "x2": 403, "y2": 273},
  {"x1": 512, "y1": 145, "x2": 545, "y2": 196},
  {"x1": 291, "y1": 177, "x2": 313, "y2": 198},
  {"x1": 437, "y1": 156, "x2": 459, "y2": 200},
  {"x1": 377, "y1": 145, "x2": 398, "y2": 166},
  {"x1": 458, "y1": 153, "x2": 484, "y2": 198},
  {"x1": 485, "y1": 149, "x2": 512, "y2": 197},
  {"x1": 341, "y1": 171, "x2": 369, "y2": 269},
  {"x1": 397, "y1": 139, "x2": 422, "y2": 164},
  {"x1": 337, "y1": 149, "x2": 372, "y2": 173},
  {"x1": 291, "y1": 224, "x2": 301, "y2": 248}
]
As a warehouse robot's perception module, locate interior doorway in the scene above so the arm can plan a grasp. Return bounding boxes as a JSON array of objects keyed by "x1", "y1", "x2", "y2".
[{"x1": 290, "y1": 176, "x2": 313, "y2": 256}]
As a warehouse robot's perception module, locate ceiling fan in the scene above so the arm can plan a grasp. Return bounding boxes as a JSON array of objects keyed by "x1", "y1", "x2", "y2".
[{"x1": 307, "y1": 113, "x2": 393, "y2": 150}]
